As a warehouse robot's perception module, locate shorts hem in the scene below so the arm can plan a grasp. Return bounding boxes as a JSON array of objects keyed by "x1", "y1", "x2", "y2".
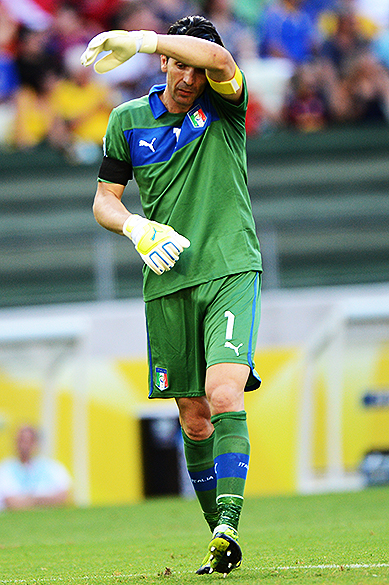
[
  {"x1": 148, "y1": 391, "x2": 206, "y2": 399},
  {"x1": 206, "y1": 360, "x2": 261, "y2": 392}
]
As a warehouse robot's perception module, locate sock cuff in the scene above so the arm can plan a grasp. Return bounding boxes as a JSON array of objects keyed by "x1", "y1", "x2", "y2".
[
  {"x1": 181, "y1": 429, "x2": 215, "y2": 447},
  {"x1": 211, "y1": 410, "x2": 247, "y2": 425}
]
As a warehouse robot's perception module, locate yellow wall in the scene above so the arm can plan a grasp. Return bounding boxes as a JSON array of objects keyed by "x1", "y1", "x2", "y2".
[
  {"x1": 88, "y1": 401, "x2": 142, "y2": 504},
  {"x1": 245, "y1": 348, "x2": 302, "y2": 495},
  {"x1": 0, "y1": 366, "x2": 41, "y2": 461},
  {"x1": 0, "y1": 358, "x2": 147, "y2": 506},
  {"x1": 342, "y1": 342, "x2": 389, "y2": 469},
  {"x1": 1, "y1": 340, "x2": 389, "y2": 503},
  {"x1": 56, "y1": 391, "x2": 74, "y2": 479}
]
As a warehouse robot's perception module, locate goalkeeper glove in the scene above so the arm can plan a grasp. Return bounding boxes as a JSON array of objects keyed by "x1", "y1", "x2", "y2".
[
  {"x1": 80, "y1": 30, "x2": 158, "y2": 73},
  {"x1": 123, "y1": 215, "x2": 190, "y2": 275}
]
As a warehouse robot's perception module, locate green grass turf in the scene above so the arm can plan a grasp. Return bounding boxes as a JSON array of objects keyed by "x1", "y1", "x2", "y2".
[{"x1": 0, "y1": 487, "x2": 388, "y2": 584}]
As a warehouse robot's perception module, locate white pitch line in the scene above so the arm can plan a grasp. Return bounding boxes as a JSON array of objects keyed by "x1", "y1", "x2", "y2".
[
  {"x1": 0, "y1": 563, "x2": 388, "y2": 583},
  {"x1": 257, "y1": 563, "x2": 389, "y2": 571}
]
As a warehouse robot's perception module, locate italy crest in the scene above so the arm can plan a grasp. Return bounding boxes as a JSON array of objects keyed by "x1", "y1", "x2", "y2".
[{"x1": 156, "y1": 367, "x2": 169, "y2": 391}]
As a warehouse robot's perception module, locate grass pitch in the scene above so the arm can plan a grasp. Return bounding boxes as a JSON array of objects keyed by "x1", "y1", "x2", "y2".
[{"x1": 0, "y1": 487, "x2": 388, "y2": 584}]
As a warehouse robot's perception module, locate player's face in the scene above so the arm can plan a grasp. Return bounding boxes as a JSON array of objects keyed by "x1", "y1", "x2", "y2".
[{"x1": 160, "y1": 56, "x2": 207, "y2": 113}]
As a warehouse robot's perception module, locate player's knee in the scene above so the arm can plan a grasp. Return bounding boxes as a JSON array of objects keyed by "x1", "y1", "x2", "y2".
[
  {"x1": 208, "y1": 384, "x2": 244, "y2": 415},
  {"x1": 176, "y1": 396, "x2": 212, "y2": 440},
  {"x1": 182, "y1": 417, "x2": 213, "y2": 441}
]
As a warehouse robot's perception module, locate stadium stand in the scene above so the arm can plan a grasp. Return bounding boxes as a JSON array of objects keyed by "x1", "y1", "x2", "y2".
[{"x1": 248, "y1": 123, "x2": 389, "y2": 290}]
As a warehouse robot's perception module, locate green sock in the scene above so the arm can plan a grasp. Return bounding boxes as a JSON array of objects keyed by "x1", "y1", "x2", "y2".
[
  {"x1": 182, "y1": 430, "x2": 218, "y2": 532},
  {"x1": 211, "y1": 410, "x2": 250, "y2": 532}
]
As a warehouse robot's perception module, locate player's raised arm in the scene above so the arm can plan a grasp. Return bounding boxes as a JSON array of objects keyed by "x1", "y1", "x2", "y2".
[
  {"x1": 81, "y1": 23, "x2": 243, "y2": 102},
  {"x1": 156, "y1": 35, "x2": 235, "y2": 80}
]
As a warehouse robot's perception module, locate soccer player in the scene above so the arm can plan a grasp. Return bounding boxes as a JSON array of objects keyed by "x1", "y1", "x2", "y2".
[{"x1": 81, "y1": 15, "x2": 262, "y2": 576}]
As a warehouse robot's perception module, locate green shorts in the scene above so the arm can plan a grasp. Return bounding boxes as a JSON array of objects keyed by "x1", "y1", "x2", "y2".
[{"x1": 145, "y1": 271, "x2": 261, "y2": 399}]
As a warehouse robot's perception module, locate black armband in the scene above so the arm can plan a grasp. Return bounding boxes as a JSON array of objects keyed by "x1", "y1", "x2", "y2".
[{"x1": 98, "y1": 156, "x2": 133, "y2": 185}]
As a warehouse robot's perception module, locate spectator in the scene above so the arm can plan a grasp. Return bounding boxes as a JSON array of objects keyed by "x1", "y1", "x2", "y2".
[
  {"x1": 73, "y1": 0, "x2": 122, "y2": 30},
  {"x1": 315, "y1": 0, "x2": 389, "y2": 72},
  {"x1": 373, "y1": 28, "x2": 389, "y2": 70},
  {"x1": 110, "y1": 1, "x2": 165, "y2": 34},
  {"x1": 12, "y1": 27, "x2": 61, "y2": 149},
  {"x1": 245, "y1": 93, "x2": 268, "y2": 135},
  {"x1": 48, "y1": 43, "x2": 116, "y2": 162},
  {"x1": 354, "y1": 0, "x2": 389, "y2": 34},
  {"x1": 314, "y1": 3, "x2": 389, "y2": 125},
  {"x1": 0, "y1": 47, "x2": 19, "y2": 104},
  {"x1": 303, "y1": 0, "x2": 339, "y2": 24},
  {"x1": 319, "y1": 6, "x2": 371, "y2": 76},
  {"x1": 0, "y1": 1, "x2": 19, "y2": 89},
  {"x1": 0, "y1": 0, "x2": 54, "y2": 31},
  {"x1": 258, "y1": 0, "x2": 318, "y2": 64},
  {"x1": 201, "y1": 0, "x2": 268, "y2": 136},
  {"x1": 340, "y1": 51, "x2": 389, "y2": 124},
  {"x1": 12, "y1": 78, "x2": 55, "y2": 149},
  {"x1": 0, "y1": 426, "x2": 72, "y2": 510},
  {"x1": 0, "y1": 3, "x2": 19, "y2": 144},
  {"x1": 154, "y1": 0, "x2": 198, "y2": 31},
  {"x1": 47, "y1": 2, "x2": 96, "y2": 62},
  {"x1": 283, "y1": 61, "x2": 331, "y2": 131},
  {"x1": 202, "y1": 0, "x2": 257, "y2": 62},
  {"x1": 356, "y1": 0, "x2": 389, "y2": 70},
  {"x1": 232, "y1": 0, "x2": 268, "y2": 27},
  {"x1": 15, "y1": 26, "x2": 61, "y2": 95},
  {"x1": 103, "y1": 2, "x2": 165, "y2": 102}
]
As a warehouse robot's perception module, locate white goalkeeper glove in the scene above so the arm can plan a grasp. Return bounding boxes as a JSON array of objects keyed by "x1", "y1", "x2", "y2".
[
  {"x1": 80, "y1": 30, "x2": 158, "y2": 73},
  {"x1": 123, "y1": 215, "x2": 190, "y2": 275}
]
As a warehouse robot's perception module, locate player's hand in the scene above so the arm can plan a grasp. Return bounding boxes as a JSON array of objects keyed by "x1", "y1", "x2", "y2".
[
  {"x1": 123, "y1": 215, "x2": 190, "y2": 275},
  {"x1": 80, "y1": 30, "x2": 158, "y2": 73}
]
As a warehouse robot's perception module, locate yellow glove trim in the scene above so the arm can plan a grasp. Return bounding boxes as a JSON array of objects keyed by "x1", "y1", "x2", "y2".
[
  {"x1": 136, "y1": 223, "x2": 174, "y2": 255},
  {"x1": 206, "y1": 64, "x2": 243, "y2": 95},
  {"x1": 123, "y1": 215, "x2": 174, "y2": 254}
]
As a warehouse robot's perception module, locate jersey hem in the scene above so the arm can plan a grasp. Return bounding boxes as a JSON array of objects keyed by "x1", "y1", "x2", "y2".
[{"x1": 143, "y1": 265, "x2": 263, "y2": 302}]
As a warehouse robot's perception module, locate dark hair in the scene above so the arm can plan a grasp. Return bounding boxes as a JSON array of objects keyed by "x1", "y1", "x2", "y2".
[{"x1": 167, "y1": 15, "x2": 224, "y2": 47}]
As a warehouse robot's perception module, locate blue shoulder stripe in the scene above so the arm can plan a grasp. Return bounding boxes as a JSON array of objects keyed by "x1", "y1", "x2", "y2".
[{"x1": 125, "y1": 93, "x2": 219, "y2": 167}]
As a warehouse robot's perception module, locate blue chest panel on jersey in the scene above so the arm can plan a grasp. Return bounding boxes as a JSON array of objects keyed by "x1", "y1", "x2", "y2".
[{"x1": 124, "y1": 89, "x2": 220, "y2": 168}]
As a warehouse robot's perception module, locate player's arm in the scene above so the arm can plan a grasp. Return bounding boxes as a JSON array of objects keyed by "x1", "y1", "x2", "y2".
[
  {"x1": 93, "y1": 180, "x2": 128, "y2": 235},
  {"x1": 93, "y1": 181, "x2": 190, "y2": 275},
  {"x1": 81, "y1": 31, "x2": 243, "y2": 103}
]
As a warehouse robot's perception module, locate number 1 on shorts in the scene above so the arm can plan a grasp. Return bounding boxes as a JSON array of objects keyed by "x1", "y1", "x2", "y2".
[{"x1": 224, "y1": 310, "x2": 235, "y2": 340}]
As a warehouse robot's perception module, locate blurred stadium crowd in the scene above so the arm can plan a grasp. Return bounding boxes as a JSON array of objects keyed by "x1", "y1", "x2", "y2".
[{"x1": 1, "y1": 0, "x2": 389, "y2": 162}]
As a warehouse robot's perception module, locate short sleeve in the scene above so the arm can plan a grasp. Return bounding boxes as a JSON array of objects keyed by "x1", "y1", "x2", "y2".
[{"x1": 104, "y1": 108, "x2": 132, "y2": 164}]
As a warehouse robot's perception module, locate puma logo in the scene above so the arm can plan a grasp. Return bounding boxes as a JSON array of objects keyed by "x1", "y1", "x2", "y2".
[
  {"x1": 224, "y1": 341, "x2": 243, "y2": 356},
  {"x1": 139, "y1": 137, "x2": 157, "y2": 152}
]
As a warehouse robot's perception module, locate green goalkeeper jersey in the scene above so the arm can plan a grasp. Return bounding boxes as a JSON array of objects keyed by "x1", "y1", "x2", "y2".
[{"x1": 100, "y1": 74, "x2": 262, "y2": 302}]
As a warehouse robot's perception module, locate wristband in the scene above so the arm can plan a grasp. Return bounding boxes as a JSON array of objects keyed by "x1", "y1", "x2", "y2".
[
  {"x1": 122, "y1": 214, "x2": 147, "y2": 243},
  {"x1": 139, "y1": 30, "x2": 158, "y2": 54}
]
